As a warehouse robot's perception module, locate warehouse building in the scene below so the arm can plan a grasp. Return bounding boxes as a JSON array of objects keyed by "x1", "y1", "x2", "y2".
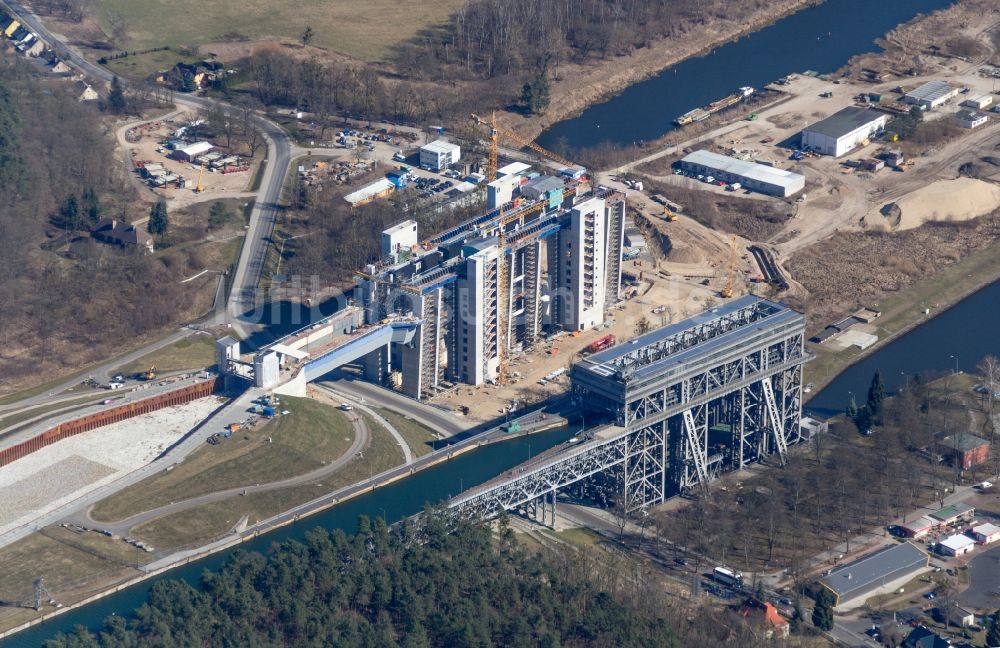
[
  {"x1": 899, "y1": 516, "x2": 938, "y2": 540},
  {"x1": 819, "y1": 542, "x2": 930, "y2": 609},
  {"x1": 904, "y1": 80, "x2": 960, "y2": 110},
  {"x1": 678, "y1": 150, "x2": 805, "y2": 197},
  {"x1": 961, "y1": 94, "x2": 993, "y2": 110},
  {"x1": 800, "y1": 107, "x2": 889, "y2": 157},
  {"x1": 172, "y1": 141, "x2": 213, "y2": 162},
  {"x1": 344, "y1": 178, "x2": 394, "y2": 207},
  {"x1": 419, "y1": 139, "x2": 461, "y2": 172},
  {"x1": 938, "y1": 533, "x2": 975, "y2": 557}
]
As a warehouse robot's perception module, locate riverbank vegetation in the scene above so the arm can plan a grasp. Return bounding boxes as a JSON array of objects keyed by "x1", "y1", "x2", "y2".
[{"x1": 46, "y1": 516, "x2": 684, "y2": 647}]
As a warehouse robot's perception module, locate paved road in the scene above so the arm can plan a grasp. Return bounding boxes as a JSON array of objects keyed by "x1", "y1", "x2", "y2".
[
  {"x1": 0, "y1": 329, "x2": 197, "y2": 413},
  {"x1": 960, "y1": 543, "x2": 1000, "y2": 609},
  {"x1": 4, "y1": 1, "x2": 291, "y2": 338},
  {"x1": 68, "y1": 408, "x2": 371, "y2": 538},
  {"x1": 313, "y1": 384, "x2": 414, "y2": 464},
  {"x1": 318, "y1": 375, "x2": 473, "y2": 437}
]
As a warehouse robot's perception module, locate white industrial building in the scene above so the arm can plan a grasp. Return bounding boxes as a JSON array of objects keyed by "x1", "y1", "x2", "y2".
[
  {"x1": 382, "y1": 220, "x2": 418, "y2": 262},
  {"x1": 800, "y1": 107, "x2": 888, "y2": 157},
  {"x1": 904, "y1": 80, "x2": 960, "y2": 110},
  {"x1": 970, "y1": 523, "x2": 1000, "y2": 545},
  {"x1": 679, "y1": 150, "x2": 805, "y2": 197},
  {"x1": 962, "y1": 94, "x2": 993, "y2": 110},
  {"x1": 420, "y1": 139, "x2": 461, "y2": 171},
  {"x1": 956, "y1": 110, "x2": 989, "y2": 129},
  {"x1": 938, "y1": 534, "x2": 976, "y2": 557},
  {"x1": 172, "y1": 141, "x2": 213, "y2": 162},
  {"x1": 344, "y1": 178, "x2": 394, "y2": 206}
]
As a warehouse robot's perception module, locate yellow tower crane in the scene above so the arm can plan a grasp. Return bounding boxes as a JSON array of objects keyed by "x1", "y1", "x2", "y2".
[
  {"x1": 720, "y1": 236, "x2": 738, "y2": 299},
  {"x1": 468, "y1": 112, "x2": 584, "y2": 386}
]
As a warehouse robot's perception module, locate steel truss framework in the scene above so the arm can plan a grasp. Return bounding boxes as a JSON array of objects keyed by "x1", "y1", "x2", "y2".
[{"x1": 449, "y1": 299, "x2": 808, "y2": 524}]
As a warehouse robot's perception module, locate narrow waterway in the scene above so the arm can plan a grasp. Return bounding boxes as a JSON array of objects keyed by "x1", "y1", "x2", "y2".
[
  {"x1": 537, "y1": 0, "x2": 955, "y2": 150},
  {"x1": 0, "y1": 427, "x2": 576, "y2": 646},
  {"x1": 806, "y1": 280, "x2": 1000, "y2": 417}
]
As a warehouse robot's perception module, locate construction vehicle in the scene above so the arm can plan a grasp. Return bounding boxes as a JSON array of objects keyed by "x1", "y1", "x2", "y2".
[
  {"x1": 663, "y1": 209, "x2": 679, "y2": 222},
  {"x1": 720, "y1": 236, "x2": 738, "y2": 299},
  {"x1": 585, "y1": 334, "x2": 616, "y2": 354},
  {"x1": 141, "y1": 365, "x2": 157, "y2": 381},
  {"x1": 469, "y1": 112, "x2": 587, "y2": 386},
  {"x1": 193, "y1": 163, "x2": 206, "y2": 193}
]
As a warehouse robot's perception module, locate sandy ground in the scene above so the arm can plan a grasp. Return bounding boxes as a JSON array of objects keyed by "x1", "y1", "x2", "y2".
[
  {"x1": 895, "y1": 178, "x2": 1000, "y2": 230},
  {"x1": 119, "y1": 112, "x2": 257, "y2": 212},
  {"x1": 0, "y1": 397, "x2": 222, "y2": 536}
]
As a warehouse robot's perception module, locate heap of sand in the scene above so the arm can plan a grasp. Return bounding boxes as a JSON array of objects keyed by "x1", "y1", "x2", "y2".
[{"x1": 895, "y1": 178, "x2": 1000, "y2": 230}]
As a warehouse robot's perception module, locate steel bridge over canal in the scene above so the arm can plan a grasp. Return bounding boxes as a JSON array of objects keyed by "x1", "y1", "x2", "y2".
[{"x1": 449, "y1": 296, "x2": 811, "y2": 523}]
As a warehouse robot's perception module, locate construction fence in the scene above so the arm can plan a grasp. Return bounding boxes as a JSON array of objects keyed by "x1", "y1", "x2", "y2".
[{"x1": 0, "y1": 378, "x2": 217, "y2": 468}]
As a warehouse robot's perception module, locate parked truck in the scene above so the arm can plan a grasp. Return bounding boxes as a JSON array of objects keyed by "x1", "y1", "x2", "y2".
[{"x1": 585, "y1": 334, "x2": 616, "y2": 354}]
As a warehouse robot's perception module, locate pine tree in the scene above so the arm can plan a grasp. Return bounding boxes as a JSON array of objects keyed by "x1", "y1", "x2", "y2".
[
  {"x1": 845, "y1": 393, "x2": 858, "y2": 419},
  {"x1": 147, "y1": 199, "x2": 169, "y2": 242},
  {"x1": 986, "y1": 609, "x2": 1000, "y2": 647},
  {"x1": 790, "y1": 600, "x2": 804, "y2": 633},
  {"x1": 811, "y1": 589, "x2": 834, "y2": 631},
  {"x1": 867, "y1": 369, "x2": 885, "y2": 418},
  {"x1": 108, "y1": 76, "x2": 126, "y2": 114},
  {"x1": 521, "y1": 75, "x2": 551, "y2": 115},
  {"x1": 301, "y1": 26, "x2": 314, "y2": 46},
  {"x1": 61, "y1": 193, "x2": 80, "y2": 232},
  {"x1": 81, "y1": 187, "x2": 101, "y2": 225}
]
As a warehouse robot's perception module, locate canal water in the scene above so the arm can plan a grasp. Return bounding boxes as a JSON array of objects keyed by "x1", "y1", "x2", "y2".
[
  {"x1": 805, "y1": 279, "x2": 1000, "y2": 417},
  {"x1": 1, "y1": 428, "x2": 576, "y2": 646},
  {"x1": 537, "y1": 0, "x2": 955, "y2": 151}
]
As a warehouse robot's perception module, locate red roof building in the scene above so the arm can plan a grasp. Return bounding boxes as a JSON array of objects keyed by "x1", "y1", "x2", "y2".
[{"x1": 739, "y1": 598, "x2": 790, "y2": 639}]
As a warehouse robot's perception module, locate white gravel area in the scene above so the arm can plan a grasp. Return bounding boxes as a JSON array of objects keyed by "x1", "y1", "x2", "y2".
[{"x1": 0, "y1": 397, "x2": 223, "y2": 535}]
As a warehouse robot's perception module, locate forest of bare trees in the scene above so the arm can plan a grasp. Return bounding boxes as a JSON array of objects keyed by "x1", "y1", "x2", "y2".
[{"x1": 0, "y1": 58, "x2": 209, "y2": 392}]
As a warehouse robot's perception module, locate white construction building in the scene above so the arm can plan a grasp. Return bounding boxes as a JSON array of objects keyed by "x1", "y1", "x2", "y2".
[
  {"x1": 904, "y1": 80, "x2": 960, "y2": 110},
  {"x1": 800, "y1": 107, "x2": 889, "y2": 157},
  {"x1": 549, "y1": 197, "x2": 617, "y2": 332},
  {"x1": 679, "y1": 150, "x2": 805, "y2": 197},
  {"x1": 420, "y1": 139, "x2": 461, "y2": 171},
  {"x1": 454, "y1": 242, "x2": 500, "y2": 385},
  {"x1": 382, "y1": 220, "x2": 418, "y2": 262}
]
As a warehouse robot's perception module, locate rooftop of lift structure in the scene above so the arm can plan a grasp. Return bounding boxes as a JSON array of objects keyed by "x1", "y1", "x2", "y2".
[{"x1": 574, "y1": 296, "x2": 803, "y2": 384}]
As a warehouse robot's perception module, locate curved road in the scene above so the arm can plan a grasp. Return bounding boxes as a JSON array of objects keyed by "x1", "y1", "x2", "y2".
[
  {"x1": 314, "y1": 384, "x2": 414, "y2": 464},
  {"x1": 71, "y1": 409, "x2": 372, "y2": 538},
  {"x1": 4, "y1": 0, "x2": 290, "y2": 342}
]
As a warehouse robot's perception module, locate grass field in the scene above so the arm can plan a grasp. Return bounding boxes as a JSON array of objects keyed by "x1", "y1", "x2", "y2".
[
  {"x1": 373, "y1": 407, "x2": 438, "y2": 457},
  {"x1": 94, "y1": 0, "x2": 464, "y2": 61},
  {"x1": 115, "y1": 335, "x2": 218, "y2": 377},
  {"x1": 0, "y1": 528, "x2": 145, "y2": 632},
  {"x1": 90, "y1": 396, "x2": 355, "y2": 522},
  {"x1": 805, "y1": 236, "x2": 1000, "y2": 393},
  {"x1": 131, "y1": 411, "x2": 405, "y2": 551}
]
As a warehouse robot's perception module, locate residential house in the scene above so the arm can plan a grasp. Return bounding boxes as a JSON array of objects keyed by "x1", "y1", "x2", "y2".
[
  {"x1": 78, "y1": 84, "x2": 99, "y2": 102},
  {"x1": 936, "y1": 435, "x2": 990, "y2": 470},
  {"x1": 91, "y1": 218, "x2": 154, "y2": 253},
  {"x1": 21, "y1": 38, "x2": 44, "y2": 56},
  {"x1": 50, "y1": 60, "x2": 71, "y2": 74},
  {"x1": 903, "y1": 626, "x2": 951, "y2": 648},
  {"x1": 738, "y1": 598, "x2": 790, "y2": 640}
]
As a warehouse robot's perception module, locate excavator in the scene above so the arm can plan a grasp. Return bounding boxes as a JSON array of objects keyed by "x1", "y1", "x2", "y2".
[{"x1": 141, "y1": 365, "x2": 157, "y2": 381}]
